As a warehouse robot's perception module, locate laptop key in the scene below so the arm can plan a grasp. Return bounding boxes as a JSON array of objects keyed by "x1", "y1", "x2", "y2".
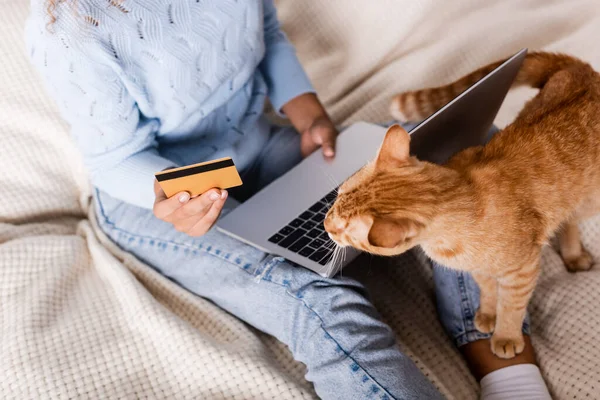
[
  {"x1": 311, "y1": 212, "x2": 325, "y2": 223},
  {"x1": 309, "y1": 202, "x2": 325, "y2": 213},
  {"x1": 299, "y1": 211, "x2": 314, "y2": 220},
  {"x1": 301, "y1": 220, "x2": 316, "y2": 230},
  {"x1": 319, "y1": 252, "x2": 334, "y2": 265},
  {"x1": 268, "y1": 233, "x2": 284, "y2": 244},
  {"x1": 309, "y1": 248, "x2": 331, "y2": 263},
  {"x1": 326, "y1": 240, "x2": 337, "y2": 249},
  {"x1": 279, "y1": 226, "x2": 294, "y2": 236},
  {"x1": 290, "y1": 237, "x2": 311, "y2": 253},
  {"x1": 309, "y1": 238, "x2": 325, "y2": 248},
  {"x1": 324, "y1": 191, "x2": 337, "y2": 203},
  {"x1": 289, "y1": 218, "x2": 304, "y2": 228},
  {"x1": 306, "y1": 229, "x2": 321, "y2": 239},
  {"x1": 319, "y1": 231, "x2": 330, "y2": 241},
  {"x1": 279, "y1": 229, "x2": 307, "y2": 248},
  {"x1": 299, "y1": 246, "x2": 315, "y2": 257}
]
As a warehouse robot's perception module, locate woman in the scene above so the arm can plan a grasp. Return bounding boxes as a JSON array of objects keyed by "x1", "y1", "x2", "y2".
[{"x1": 26, "y1": 0, "x2": 551, "y2": 398}]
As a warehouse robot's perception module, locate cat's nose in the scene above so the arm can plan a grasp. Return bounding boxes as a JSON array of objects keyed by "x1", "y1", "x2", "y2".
[{"x1": 324, "y1": 215, "x2": 345, "y2": 235}]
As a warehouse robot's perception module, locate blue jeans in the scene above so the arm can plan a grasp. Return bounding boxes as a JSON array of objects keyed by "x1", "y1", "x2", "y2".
[{"x1": 94, "y1": 123, "x2": 528, "y2": 400}]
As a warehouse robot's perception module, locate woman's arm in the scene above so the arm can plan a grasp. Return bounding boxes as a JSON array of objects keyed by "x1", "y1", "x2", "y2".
[
  {"x1": 28, "y1": 29, "x2": 175, "y2": 209},
  {"x1": 259, "y1": 0, "x2": 315, "y2": 115},
  {"x1": 259, "y1": 0, "x2": 337, "y2": 158}
]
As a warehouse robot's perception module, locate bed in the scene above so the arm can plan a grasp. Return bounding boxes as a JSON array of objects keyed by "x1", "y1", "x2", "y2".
[{"x1": 1, "y1": 0, "x2": 599, "y2": 398}]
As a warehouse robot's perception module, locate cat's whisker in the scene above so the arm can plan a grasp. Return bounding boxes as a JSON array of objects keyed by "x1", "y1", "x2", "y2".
[
  {"x1": 317, "y1": 166, "x2": 340, "y2": 212},
  {"x1": 317, "y1": 165, "x2": 334, "y2": 188},
  {"x1": 324, "y1": 242, "x2": 336, "y2": 251},
  {"x1": 330, "y1": 245, "x2": 341, "y2": 276},
  {"x1": 318, "y1": 165, "x2": 340, "y2": 192},
  {"x1": 326, "y1": 245, "x2": 338, "y2": 276},
  {"x1": 327, "y1": 248, "x2": 335, "y2": 268},
  {"x1": 315, "y1": 151, "x2": 348, "y2": 277},
  {"x1": 336, "y1": 247, "x2": 344, "y2": 275},
  {"x1": 326, "y1": 252, "x2": 335, "y2": 277},
  {"x1": 338, "y1": 247, "x2": 346, "y2": 278},
  {"x1": 323, "y1": 195, "x2": 334, "y2": 209}
]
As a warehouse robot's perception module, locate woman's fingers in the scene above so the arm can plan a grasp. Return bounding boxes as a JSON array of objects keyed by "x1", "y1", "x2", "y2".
[
  {"x1": 153, "y1": 187, "x2": 191, "y2": 220},
  {"x1": 308, "y1": 118, "x2": 338, "y2": 159},
  {"x1": 187, "y1": 191, "x2": 228, "y2": 236},
  {"x1": 175, "y1": 189, "x2": 222, "y2": 219},
  {"x1": 313, "y1": 126, "x2": 337, "y2": 158},
  {"x1": 153, "y1": 179, "x2": 228, "y2": 236}
]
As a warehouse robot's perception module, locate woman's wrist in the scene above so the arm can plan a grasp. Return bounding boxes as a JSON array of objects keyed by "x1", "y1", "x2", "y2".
[{"x1": 281, "y1": 92, "x2": 330, "y2": 133}]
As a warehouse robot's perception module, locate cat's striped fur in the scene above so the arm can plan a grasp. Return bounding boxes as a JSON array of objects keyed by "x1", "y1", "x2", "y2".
[{"x1": 390, "y1": 52, "x2": 581, "y2": 122}]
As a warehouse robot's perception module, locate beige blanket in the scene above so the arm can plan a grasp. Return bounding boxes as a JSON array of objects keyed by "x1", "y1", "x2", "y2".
[{"x1": 2, "y1": 0, "x2": 599, "y2": 398}]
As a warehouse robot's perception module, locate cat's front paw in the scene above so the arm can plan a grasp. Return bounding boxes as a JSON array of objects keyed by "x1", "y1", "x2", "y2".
[
  {"x1": 564, "y1": 249, "x2": 594, "y2": 272},
  {"x1": 490, "y1": 334, "x2": 525, "y2": 359},
  {"x1": 474, "y1": 310, "x2": 496, "y2": 334}
]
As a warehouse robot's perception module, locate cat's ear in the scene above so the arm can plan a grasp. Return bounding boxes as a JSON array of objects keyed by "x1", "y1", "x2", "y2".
[
  {"x1": 376, "y1": 124, "x2": 411, "y2": 170},
  {"x1": 368, "y1": 217, "x2": 423, "y2": 248}
]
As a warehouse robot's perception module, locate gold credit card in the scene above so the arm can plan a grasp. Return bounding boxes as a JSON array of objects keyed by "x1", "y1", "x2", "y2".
[{"x1": 155, "y1": 157, "x2": 243, "y2": 198}]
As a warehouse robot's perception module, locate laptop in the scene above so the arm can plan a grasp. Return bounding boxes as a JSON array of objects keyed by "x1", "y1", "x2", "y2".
[{"x1": 217, "y1": 48, "x2": 528, "y2": 277}]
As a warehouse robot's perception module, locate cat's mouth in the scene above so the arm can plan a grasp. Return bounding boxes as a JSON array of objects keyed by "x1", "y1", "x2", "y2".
[
  {"x1": 324, "y1": 219, "x2": 344, "y2": 242},
  {"x1": 327, "y1": 232, "x2": 344, "y2": 246},
  {"x1": 325, "y1": 227, "x2": 347, "y2": 247},
  {"x1": 324, "y1": 214, "x2": 360, "y2": 249},
  {"x1": 326, "y1": 231, "x2": 359, "y2": 250}
]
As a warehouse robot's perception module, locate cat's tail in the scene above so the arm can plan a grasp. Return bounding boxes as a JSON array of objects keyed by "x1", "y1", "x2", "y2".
[{"x1": 390, "y1": 52, "x2": 585, "y2": 122}]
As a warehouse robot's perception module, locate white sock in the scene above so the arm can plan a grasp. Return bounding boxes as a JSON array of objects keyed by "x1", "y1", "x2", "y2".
[{"x1": 480, "y1": 364, "x2": 552, "y2": 400}]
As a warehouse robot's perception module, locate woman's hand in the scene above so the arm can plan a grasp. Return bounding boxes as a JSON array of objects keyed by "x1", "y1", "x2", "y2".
[
  {"x1": 281, "y1": 93, "x2": 338, "y2": 160},
  {"x1": 153, "y1": 179, "x2": 228, "y2": 237},
  {"x1": 299, "y1": 116, "x2": 338, "y2": 159}
]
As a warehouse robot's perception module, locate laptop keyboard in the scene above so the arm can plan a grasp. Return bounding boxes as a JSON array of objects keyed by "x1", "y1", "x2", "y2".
[{"x1": 268, "y1": 189, "x2": 338, "y2": 265}]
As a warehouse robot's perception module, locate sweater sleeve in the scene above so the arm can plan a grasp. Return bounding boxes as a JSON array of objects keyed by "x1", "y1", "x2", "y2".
[
  {"x1": 259, "y1": 0, "x2": 315, "y2": 115},
  {"x1": 28, "y1": 31, "x2": 175, "y2": 210}
]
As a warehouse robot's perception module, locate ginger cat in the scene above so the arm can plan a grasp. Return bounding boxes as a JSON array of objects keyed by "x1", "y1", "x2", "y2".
[{"x1": 324, "y1": 52, "x2": 600, "y2": 359}]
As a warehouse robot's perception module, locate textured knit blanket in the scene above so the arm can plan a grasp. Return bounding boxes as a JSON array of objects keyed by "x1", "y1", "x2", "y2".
[{"x1": 1, "y1": 0, "x2": 599, "y2": 399}]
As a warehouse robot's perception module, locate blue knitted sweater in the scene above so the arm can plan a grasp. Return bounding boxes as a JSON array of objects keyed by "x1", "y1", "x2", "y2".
[{"x1": 26, "y1": 0, "x2": 313, "y2": 209}]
